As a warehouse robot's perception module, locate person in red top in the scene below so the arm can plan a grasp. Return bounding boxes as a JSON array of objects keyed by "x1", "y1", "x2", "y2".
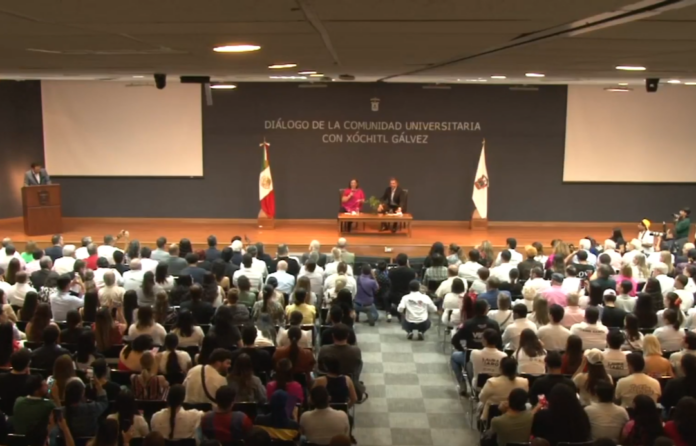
[
  {"x1": 664, "y1": 396, "x2": 696, "y2": 446},
  {"x1": 85, "y1": 244, "x2": 99, "y2": 271},
  {"x1": 200, "y1": 385, "x2": 253, "y2": 443},
  {"x1": 340, "y1": 179, "x2": 365, "y2": 233}
]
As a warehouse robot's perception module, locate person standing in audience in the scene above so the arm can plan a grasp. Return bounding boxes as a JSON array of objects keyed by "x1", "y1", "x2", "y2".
[
  {"x1": 152, "y1": 384, "x2": 204, "y2": 439},
  {"x1": 300, "y1": 385, "x2": 350, "y2": 446},
  {"x1": 478, "y1": 357, "x2": 528, "y2": 420},
  {"x1": 603, "y1": 330, "x2": 629, "y2": 379},
  {"x1": 502, "y1": 304, "x2": 537, "y2": 350},
  {"x1": 537, "y1": 304, "x2": 570, "y2": 351},
  {"x1": 573, "y1": 349, "x2": 613, "y2": 405},
  {"x1": 488, "y1": 388, "x2": 534, "y2": 446},
  {"x1": 615, "y1": 353, "x2": 661, "y2": 407},
  {"x1": 669, "y1": 332, "x2": 696, "y2": 376},
  {"x1": 570, "y1": 306, "x2": 608, "y2": 349},
  {"x1": 397, "y1": 280, "x2": 437, "y2": 340},
  {"x1": 584, "y1": 381, "x2": 629, "y2": 442},
  {"x1": 620, "y1": 395, "x2": 665, "y2": 446},
  {"x1": 515, "y1": 329, "x2": 546, "y2": 374},
  {"x1": 528, "y1": 351, "x2": 576, "y2": 405},
  {"x1": 642, "y1": 335, "x2": 674, "y2": 378},
  {"x1": 184, "y1": 348, "x2": 232, "y2": 404},
  {"x1": 468, "y1": 329, "x2": 507, "y2": 390},
  {"x1": 531, "y1": 383, "x2": 591, "y2": 446},
  {"x1": 354, "y1": 264, "x2": 379, "y2": 325},
  {"x1": 181, "y1": 284, "x2": 216, "y2": 325},
  {"x1": 200, "y1": 385, "x2": 253, "y2": 443}
]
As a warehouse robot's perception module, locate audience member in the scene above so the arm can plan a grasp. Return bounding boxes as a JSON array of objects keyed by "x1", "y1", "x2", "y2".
[
  {"x1": 30, "y1": 325, "x2": 70, "y2": 370},
  {"x1": 184, "y1": 348, "x2": 231, "y2": 404},
  {"x1": 670, "y1": 332, "x2": 696, "y2": 376},
  {"x1": 226, "y1": 353, "x2": 267, "y2": 403},
  {"x1": 468, "y1": 329, "x2": 507, "y2": 393},
  {"x1": 107, "y1": 388, "x2": 150, "y2": 437},
  {"x1": 515, "y1": 328, "x2": 546, "y2": 374},
  {"x1": 64, "y1": 378, "x2": 109, "y2": 437},
  {"x1": 489, "y1": 388, "x2": 534, "y2": 446},
  {"x1": 622, "y1": 313, "x2": 645, "y2": 351},
  {"x1": 479, "y1": 357, "x2": 528, "y2": 420},
  {"x1": 620, "y1": 395, "x2": 665, "y2": 446},
  {"x1": 273, "y1": 326, "x2": 316, "y2": 375},
  {"x1": 300, "y1": 385, "x2": 350, "y2": 446},
  {"x1": 158, "y1": 332, "x2": 193, "y2": 375},
  {"x1": 0, "y1": 348, "x2": 32, "y2": 415},
  {"x1": 255, "y1": 390, "x2": 300, "y2": 441},
  {"x1": 317, "y1": 324, "x2": 364, "y2": 400},
  {"x1": 528, "y1": 351, "x2": 576, "y2": 405},
  {"x1": 531, "y1": 384, "x2": 591, "y2": 446},
  {"x1": 615, "y1": 353, "x2": 661, "y2": 407},
  {"x1": 584, "y1": 381, "x2": 629, "y2": 442},
  {"x1": 570, "y1": 306, "x2": 608, "y2": 349},
  {"x1": 601, "y1": 290, "x2": 627, "y2": 328},
  {"x1": 574, "y1": 349, "x2": 613, "y2": 406},
  {"x1": 663, "y1": 396, "x2": 696, "y2": 446},
  {"x1": 10, "y1": 374, "x2": 55, "y2": 434},
  {"x1": 643, "y1": 334, "x2": 674, "y2": 378},
  {"x1": 502, "y1": 304, "x2": 536, "y2": 350},
  {"x1": 151, "y1": 384, "x2": 204, "y2": 439},
  {"x1": 171, "y1": 310, "x2": 205, "y2": 347},
  {"x1": 397, "y1": 280, "x2": 437, "y2": 339},
  {"x1": 266, "y1": 358, "x2": 305, "y2": 415},
  {"x1": 200, "y1": 385, "x2": 253, "y2": 442},
  {"x1": 230, "y1": 326, "x2": 273, "y2": 375},
  {"x1": 537, "y1": 304, "x2": 571, "y2": 351}
]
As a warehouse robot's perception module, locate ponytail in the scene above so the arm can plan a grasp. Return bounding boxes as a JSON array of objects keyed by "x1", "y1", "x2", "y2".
[
  {"x1": 169, "y1": 408, "x2": 176, "y2": 440},
  {"x1": 166, "y1": 350, "x2": 182, "y2": 375},
  {"x1": 166, "y1": 385, "x2": 186, "y2": 439},
  {"x1": 287, "y1": 327, "x2": 301, "y2": 366}
]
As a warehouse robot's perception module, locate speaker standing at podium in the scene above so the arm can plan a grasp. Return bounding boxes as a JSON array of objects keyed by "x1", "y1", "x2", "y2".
[{"x1": 23, "y1": 162, "x2": 51, "y2": 186}]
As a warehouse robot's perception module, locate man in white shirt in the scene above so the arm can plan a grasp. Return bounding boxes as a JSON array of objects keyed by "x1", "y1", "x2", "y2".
[
  {"x1": 523, "y1": 267, "x2": 549, "y2": 297},
  {"x1": 574, "y1": 239, "x2": 597, "y2": 266},
  {"x1": 138, "y1": 247, "x2": 158, "y2": 273},
  {"x1": 0, "y1": 245, "x2": 25, "y2": 271},
  {"x1": 232, "y1": 254, "x2": 264, "y2": 291},
  {"x1": 49, "y1": 275, "x2": 84, "y2": 321},
  {"x1": 75, "y1": 237, "x2": 92, "y2": 260},
  {"x1": 92, "y1": 258, "x2": 124, "y2": 289},
  {"x1": 490, "y1": 250, "x2": 515, "y2": 283},
  {"x1": 324, "y1": 262, "x2": 357, "y2": 296},
  {"x1": 652, "y1": 262, "x2": 675, "y2": 294},
  {"x1": 603, "y1": 331, "x2": 629, "y2": 379},
  {"x1": 493, "y1": 238, "x2": 523, "y2": 266},
  {"x1": 470, "y1": 268, "x2": 489, "y2": 295},
  {"x1": 298, "y1": 261, "x2": 323, "y2": 297},
  {"x1": 122, "y1": 259, "x2": 144, "y2": 292},
  {"x1": 537, "y1": 304, "x2": 571, "y2": 351},
  {"x1": 584, "y1": 381, "x2": 630, "y2": 442},
  {"x1": 470, "y1": 328, "x2": 507, "y2": 387},
  {"x1": 502, "y1": 304, "x2": 537, "y2": 350},
  {"x1": 570, "y1": 307, "x2": 608, "y2": 349},
  {"x1": 436, "y1": 265, "x2": 463, "y2": 299},
  {"x1": 183, "y1": 348, "x2": 232, "y2": 404},
  {"x1": 266, "y1": 260, "x2": 295, "y2": 294},
  {"x1": 324, "y1": 248, "x2": 353, "y2": 278},
  {"x1": 53, "y1": 245, "x2": 77, "y2": 275},
  {"x1": 603, "y1": 239, "x2": 623, "y2": 271},
  {"x1": 7, "y1": 272, "x2": 37, "y2": 307},
  {"x1": 97, "y1": 234, "x2": 123, "y2": 266},
  {"x1": 669, "y1": 332, "x2": 696, "y2": 376},
  {"x1": 245, "y1": 245, "x2": 268, "y2": 279},
  {"x1": 615, "y1": 353, "x2": 661, "y2": 407},
  {"x1": 673, "y1": 274, "x2": 694, "y2": 311},
  {"x1": 397, "y1": 280, "x2": 437, "y2": 340},
  {"x1": 458, "y1": 249, "x2": 484, "y2": 282}
]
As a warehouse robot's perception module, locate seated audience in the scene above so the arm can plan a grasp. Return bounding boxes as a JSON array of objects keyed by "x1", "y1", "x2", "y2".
[
  {"x1": 478, "y1": 276, "x2": 501, "y2": 309},
  {"x1": 219, "y1": 289, "x2": 251, "y2": 325},
  {"x1": 151, "y1": 384, "x2": 204, "y2": 439},
  {"x1": 527, "y1": 296, "x2": 551, "y2": 328},
  {"x1": 131, "y1": 351, "x2": 169, "y2": 400},
  {"x1": 570, "y1": 306, "x2": 608, "y2": 349},
  {"x1": 10, "y1": 374, "x2": 55, "y2": 435},
  {"x1": 662, "y1": 354, "x2": 696, "y2": 414},
  {"x1": 540, "y1": 273, "x2": 567, "y2": 307},
  {"x1": 603, "y1": 330, "x2": 629, "y2": 379},
  {"x1": 531, "y1": 384, "x2": 591, "y2": 446},
  {"x1": 317, "y1": 324, "x2": 365, "y2": 400},
  {"x1": 127, "y1": 306, "x2": 166, "y2": 345},
  {"x1": 478, "y1": 357, "x2": 529, "y2": 420},
  {"x1": 26, "y1": 303, "x2": 59, "y2": 342},
  {"x1": 300, "y1": 386, "x2": 351, "y2": 446},
  {"x1": 60, "y1": 310, "x2": 86, "y2": 344},
  {"x1": 643, "y1": 334, "x2": 674, "y2": 378},
  {"x1": 107, "y1": 389, "x2": 150, "y2": 438},
  {"x1": 584, "y1": 381, "x2": 629, "y2": 442},
  {"x1": 615, "y1": 279, "x2": 637, "y2": 311},
  {"x1": 502, "y1": 304, "x2": 537, "y2": 350},
  {"x1": 50, "y1": 274, "x2": 84, "y2": 321},
  {"x1": 515, "y1": 328, "x2": 546, "y2": 374},
  {"x1": 180, "y1": 284, "x2": 216, "y2": 325},
  {"x1": 285, "y1": 288, "x2": 316, "y2": 324},
  {"x1": 397, "y1": 280, "x2": 437, "y2": 339},
  {"x1": 670, "y1": 331, "x2": 696, "y2": 376},
  {"x1": 209, "y1": 307, "x2": 242, "y2": 349},
  {"x1": 184, "y1": 348, "x2": 231, "y2": 404},
  {"x1": 528, "y1": 351, "x2": 576, "y2": 405},
  {"x1": 489, "y1": 388, "x2": 534, "y2": 446},
  {"x1": 86, "y1": 359, "x2": 121, "y2": 401},
  {"x1": 64, "y1": 378, "x2": 109, "y2": 437},
  {"x1": 560, "y1": 291, "x2": 585, "y2": 328},
  {"x1": 73, "y1": 330, "x2": 101, "y2": 371},
  {"x1": 486, "y1": 292, "x2": 513, "y2": 330},
  {"x1": 654, "y1": 309, "x2": 685, "y2": 352},
  {"x1": 468, "y1": 329, "x2": 507, "y2": 392},
  {"x1": 622, "y1": 313, "x2": 645, "y2": 351},
  {"x1": 321, "y1": 306, "x2": 357, "y2": 346},
  {"x1": 615, "y1": 353, "x2": 661, "y2": 407},
  {"x1": 663, "y1": 397, "x2": 696, "y2": 446},
  {"x1": 252, "y1": 285, "x2": 285, "y2": 326},
  {"x1": 452, "y1": 299, "x2": 500, "y2": 352},
  {"x1": 30, "y1": 325, "x2": 70, "y2": 370},
  {"x1": 171, "y1": 310, "x2": 205, "y2": 347},
  {"x1": 634, "y1": 292, "x2": 659, "y2": 328},
  {"x1": 601, "y1": 290, "x2": 627, "y2": 328},
  {"x1": 119, "y1": 334, "x2": 155, "y2": 371},
  {"x1": 230, "y1": 325, "x2": 273, "y2": 376},
  {"x1": 313, "y1": 356, "x2": 358, "y2": 407},
  {"x1": 158, "y1": 333, "x2": 193, "y2": 375},
  {"x1": 573, "y1": 349, "x2": 613, "y2": 406},
  {"x1": 620, "y1": 395, "x2": 665, "y2": 446},
  {"x1": 226, "y1": 353, "x2": 267, "y2": 403},
  {"x1": 537, "y1": 304, "x2": 571, "y2": 351},
  {"x1": 0, "y1": 348, "x2": 32, "y2": 415},
  {"x1": 200, "y1": 385, "x2": 254, "y2": 443},
  {"x1": 254, "y1": 390, "x2": 300, "y2": 441},
  {"x1": 274, "y1": 326, "x2": 316, "y2": 375},
  {"x1": 267, "y1": 358, "x2": 305, "y2": 416}
]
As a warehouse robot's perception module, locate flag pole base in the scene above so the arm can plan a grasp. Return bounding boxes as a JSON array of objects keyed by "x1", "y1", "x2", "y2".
[
  {"x1": 258, "y1": 210, "x2": 275, "y2": 229},
  {"x1": 470, "y1": 209, "x2": 488, "y2": 230}
]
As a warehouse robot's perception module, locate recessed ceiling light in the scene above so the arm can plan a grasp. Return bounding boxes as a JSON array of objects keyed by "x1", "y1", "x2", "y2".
[
  {"x1": 210, "y1": 84, "x2": 237, "y2": 90},
  {"x1": 668, "y1": 79, "x2": 681, "y2": 84},
  {"x1": 604, "y1": 87, "x2": 632, "y2": 92},
  {"x1": 464, "y1": 79, "x2": 479, "y2": 82},
  {"x1": 132, "y1": 75, "x2": 144, "y2": 79},
  {"x1": 269, "y1": 75, "x2": 307, "y2": 80},
  {"x1": 525, "y1": 72, "x2": 545, "y2": 78},
  {"x1": 491, "y1": 75, "x2": 506, "y2": 79},
  {"x1": 298, "y1": 70, "x2": 317, "y2": 75},
  {"x1": 615, "y1": 65, "x2": 646, "y2": 71},
  {"x1": 268, "y1": 63, "x2": 297, "y2": 69},
  {"x1": 309, "y1": 73, "x2": 324, "y2": 77},
  {"x1": 685, "y1": 82, "x2": 696, "y2": 85},
  {"x1": 213, "y1": 44, "x2": 261, "y2": 53},
  {"x1": 618, "y1": 82, "x2": 628, "y2": 86}
]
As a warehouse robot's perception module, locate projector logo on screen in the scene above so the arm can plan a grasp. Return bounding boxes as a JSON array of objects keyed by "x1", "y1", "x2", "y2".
[
  {"x1": 475, "y1": 175, "x2": 489, "y2": 190},
  {"x1": 260, "y1": 174, "x2": 273, "y2": 190}
]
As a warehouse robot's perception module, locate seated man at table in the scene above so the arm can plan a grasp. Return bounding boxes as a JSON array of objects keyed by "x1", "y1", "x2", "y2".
[{"x1": 377, "y1": 177, "x2": 406, "y2": 232}]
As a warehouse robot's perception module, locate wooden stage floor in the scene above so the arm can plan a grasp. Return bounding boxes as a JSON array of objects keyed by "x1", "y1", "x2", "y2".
[{"x1": 0, "y1": 217, "x2": 637, "y2": 257}]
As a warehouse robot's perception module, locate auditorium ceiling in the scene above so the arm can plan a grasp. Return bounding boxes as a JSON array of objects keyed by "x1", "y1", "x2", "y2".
[{"x1": 1, "y1": 0, "x2": 696, "y2": 86}]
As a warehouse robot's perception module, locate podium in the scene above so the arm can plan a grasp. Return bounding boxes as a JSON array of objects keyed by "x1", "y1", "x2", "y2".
[{"x1": 22, "y1": 184, "x2": 62, "y2": 236}]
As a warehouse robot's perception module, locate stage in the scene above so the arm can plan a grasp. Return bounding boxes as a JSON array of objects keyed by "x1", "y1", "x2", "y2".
[{"x1": 0, "y1": 217, "x2": 639, "y2": 257}]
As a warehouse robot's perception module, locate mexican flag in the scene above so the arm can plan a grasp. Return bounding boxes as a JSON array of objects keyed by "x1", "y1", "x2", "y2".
[{"x1": 259, "y1": 141, "x2": 275, "y2": 218}]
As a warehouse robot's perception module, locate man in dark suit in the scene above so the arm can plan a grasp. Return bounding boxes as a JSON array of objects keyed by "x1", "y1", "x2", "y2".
[
  {"x1": 43, "y1": 234, "x2": 64, "y2": 262},
  {"x1": 300, "y1": 240, "x2": 328, "y2": 267},
  {"x1": 387, "y1": 253, "x2": 416, "y2": 323},
  {"x1": 30, "y1": 325, "x2": 70, "y2": 370},
  {"x1": 272, "y1": 244, "x2": 300, "y2": 277},
  {"x1": 378, "y1": 177, "x2": 406, "y2": 232},
  {"x1": 166, "y1": 244, "x2": 188, "y2": 276},
  {"x1": 220, "y1": 247, "x2": 240, "y2": 283},
  {"x1": 180, "y1": 253, "x2": 207, "y2": 284},
  {"x1": 30, "y1": 258, "x2": 59, "y2": 291},
  {"x1": 23, "y1": 162, "x2": 51, "y2": 186},
  {"x1": 205, "y1": 235, "x2": 221, "y2": 262}
]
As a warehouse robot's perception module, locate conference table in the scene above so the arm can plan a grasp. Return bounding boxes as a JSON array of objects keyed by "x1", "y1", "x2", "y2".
[{"x1": 337, "y1": 213, "x2": 413, "y2": 237}]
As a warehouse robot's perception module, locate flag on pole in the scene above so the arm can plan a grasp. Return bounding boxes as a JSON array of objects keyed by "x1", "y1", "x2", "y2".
[
  {"x1": 259, "y1": 140, "x2": 275, "y2": 218},
  {"x1": 472, "y1": 139, "x2": 489, "y2": 219}
]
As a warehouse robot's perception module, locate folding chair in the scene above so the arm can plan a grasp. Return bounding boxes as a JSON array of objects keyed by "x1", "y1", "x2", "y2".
[{"x1": 470, "y1": 373, "x2": 491, "y2": 428}]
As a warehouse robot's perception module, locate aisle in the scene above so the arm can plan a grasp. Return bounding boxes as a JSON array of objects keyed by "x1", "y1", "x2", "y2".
[{"x1": 351, "y1": 314, "x2": 480, "y2": 446}]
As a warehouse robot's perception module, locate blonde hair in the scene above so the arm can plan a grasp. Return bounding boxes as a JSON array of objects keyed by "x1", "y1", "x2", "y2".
[
  {"x1": 334, "y1": 277, "x2": 347, "y2": 292},
  {"x1": 567, "y1": 292, "x2": 580, "y2": 306},
  {"x1": 139, "y1": 351, "x2": 155, "y2": 381},
  {"x1": 553, "y1": 241, "x2": 570, "y2": 258},
  {"x1": 660, "y1": 251, "x2": 674, "y2": 274},
  {"x1": 479, "y1": 240, "x2": 494, "y2": 262},
  {"x1": 532, "y1": 297, "x2": 550, "y2": 326},
  {"x1": 642, "y1": 334, "x2": 662, "y2": 356},
  {"x1": 522, "y1": 286, "x2": 537, "y2": 301},
  {"x1": 25, "y1": 240, "x2": 37, "y2": 253},
  {"x1": 525, "y1": 245, "x2": 538, "y2": 258},
  {"x1": 633, "y1": 253, "x2": 649, "y2": 279},
  {"x1": 620, "y1": 263, "x2": 633, "y2": 278}
]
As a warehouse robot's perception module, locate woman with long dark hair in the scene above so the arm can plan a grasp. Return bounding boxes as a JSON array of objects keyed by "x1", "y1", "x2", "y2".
[
  {"x1": 5, "y1": 258, "x2": 20, "y2": 285},
  {"x1": 126, "y1": 240, "x2": 141, "y2": 262},
  {"x1": 157, "y1": 333, "x2": 191, "y2": 375},
  {"x1": 424, "y1": 241, "x2": 446, "y2": 269},
  {"x1": 154, "y1": 291, "x2": 176, "y2": 326},
  {"x1": 18, "y1": 291, "x2": 38, "y2": 321},
  {"x1": 665, "y1": 396, "x2": 696, "y2": 446},
  {"x1": 313, "y1": 355, "x2": 358, "y2": 407},
  {"x1": 139, "y1": 271, "x2": 156, "y2": 307},
  {"x1": 178, "y1": 239, "x2": 193, "y2": 258},
  {"x1": 196, "y1": 334, "x2": 218, "y2": 365},
  {"x1": 209, "y1": 305, "x2": 242, "y2": 349},
  {"x1": 171, "y1": 310, "x2": 204, "y2": 348},
  {"x1": 93, "y1": 307, "x2": 125, "y2": 353},
  {"x1": 87, "y1": 418, "x2": 120, "y2": 446},
  {"x1": 61, "y1": 310, "x2": 85, "y2": 344},
  {"x1": 272, "y1": 326, "x2": 316, "y2": 374},
  {"x1": 255, "y1": 313, "x2": 277, "y2": 347},
  {"x1": 211, "y1": 259, "x2": 230, "y2": 292},
  {"x1": 531, "y1": 384, "x2": 591, "y2": 446},
  {"x1": 643, "y1": 278, "x2": 664, "y2": 312},
  {"x1": 0, "y1": 322, "x2": 18, "y2": 367},
  {"x1": 516, "y1": 328, "x2": 546, "y2": 374},
  {"x1": 622, "y1": 313, "x2": 644, "y2": 351},
  {"x1": 201, "y1": 272, "x2": 223, "y2": 305},
  {"x1": 227, "y1": 353, "x2": 266, "y2": 403},
  {"x1": 81, "y1": 291, "x2": 99, "y2": 323},
  {"x1": 611, "y1": 228, "x2": 626, "y2": 251},
  {"x1": 123, "y1": 290, "x2": 138, "y2": 327},
  {"x1": 127, "y1": 306, "x2": 166, "y2": 346},
  {"x1": 74, "y1": 330, "x2": 101, "y2": 371},
  {"x1": 620, "y1": 395, "x2": 665, "y2": 446},
  {"x1": 107, "y1": 388, "x2": 150, "y2": 437},
  {"x1": 634, "y1": 293, "x2": 658, "y2": 328},
  {"x1": 266, "y1": 358, "x2": 304, "y2": 417},
  {"x1": 150, "y1": 384, "x2": 202, "y2": 439},
  {"x1": 573, "y1": 350, "x2": 612, "y2": 405},
  {"x1": 154, "y1": 263, "x2": 175, "y2": 293},
  {"x1": 252, "y1": 284, "x2": 285, "y2": 325},
  {"x1": 49, "y1": 354, "x2": 76, "y2": 403},
  {"x1": 26, "y1": 303, "x2": 57, "y2": 342},
  {"x1": 118, "y1": 334, "x2": 155, "y2": 372},
  {"x1": 561, "y1": 335, "x2": 583, "y2": 374}
]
